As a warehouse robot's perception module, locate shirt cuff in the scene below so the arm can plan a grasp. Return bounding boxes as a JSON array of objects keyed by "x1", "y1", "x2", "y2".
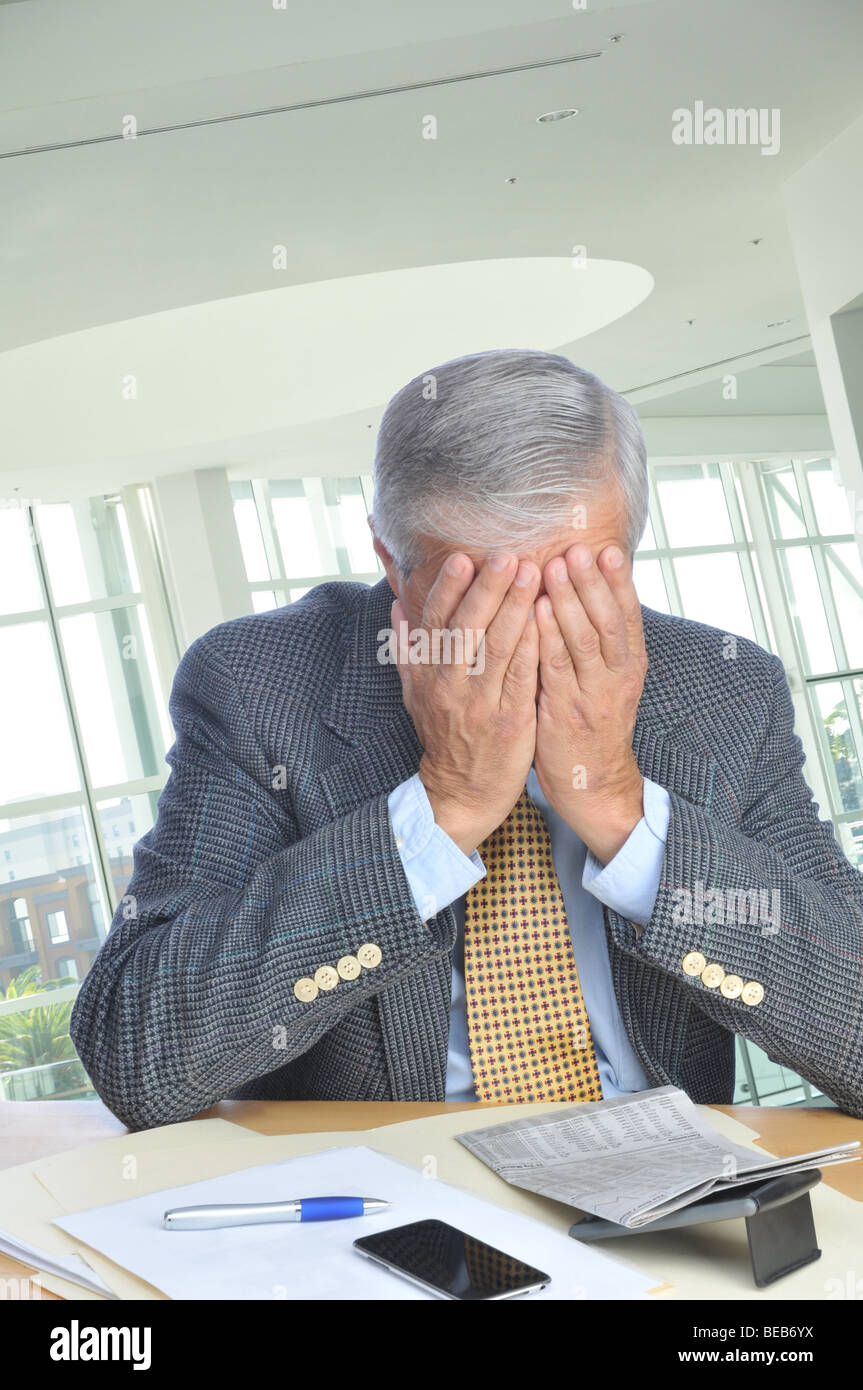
[
  {"x1": 582, "y1": 778, "x2": 671, "y2": 935},
  {"x1": 387, "y1": 774, "x2": 485, "y2": 922}
]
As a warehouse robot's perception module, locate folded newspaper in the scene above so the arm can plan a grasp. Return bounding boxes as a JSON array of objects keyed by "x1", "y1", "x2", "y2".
[{"x1": 455, "y1": 1085, "x2": 861, "y2": 1229}]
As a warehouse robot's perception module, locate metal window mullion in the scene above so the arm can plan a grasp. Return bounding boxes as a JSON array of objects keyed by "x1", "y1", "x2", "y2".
[
  {"x1": 0, "y1": 982, "x2": 81, "y2": 1018},
  {"x1": 0, "y1": 606, "x2": 48, "y2": 628},
  {"x1": 638, "y1": 541, "x2": 748, "y2": 559},
  {"x1": 90, "y1": 773, "x2": 168, "y2": 802},
  {"x1": 138, "y1": 484, "x2": 184, "y2": 660},
  {"x1": 735, "y1": 462, "x2": 836, "y2": 820},
  {"x1": 250, "y1": 479, "x2": 286, "y2": 588},
  {"x1": 809, "y1": 545, "x2": 849, "y2": 671},
  {"x1": 302, "y1": 477, "x2": 338, "y2": 577},
  {"x1": 644, "y1": 463, "x2": 683, "y2": 613},
  {"x1": 804, "y1": 679, "x2": 853, "y2": 816},
  {"x1": 795, "y1": 458, "x2": 852, "y2": 672},
  {"x1": 775, "y1": 533, "x2": 855, "y2": 548},
  {"x1": 52, "y1": 593, "x2": 143, "y2": 619},
  {"x1": 119, "y1": 484, "x2": 181, "y2": 710},
  {"x1": 0, "y1": 776, "x2": 164, "y2": 836},
  {"x1": 839, "y1": 674, "x2": 863, "y2": 808},
  {"x1": 720, "y1": 460, "x2": 771, "y2": 650},
  {"x1": 247, "y1": 570, "x2": 380, "y2": 591},
  {"x1": 807, "y1": 665, "x2": 863, "y2": 682},
  {"x1": 0, "y1": 790, "x2": 89, "y2": 820},
  {"x1": 28, "y1": 507, "x2": 118, "y2": 919},
  {"x1": 359, "y1": 473, "x2": 384, "y2": 577}
]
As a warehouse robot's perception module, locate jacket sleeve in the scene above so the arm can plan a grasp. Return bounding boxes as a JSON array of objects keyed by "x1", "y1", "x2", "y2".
[
  {"x1": 605, "y1": 654, "x2": 863, "y2": 1117},
  {"x1": 69, "y1": 629, "x2": 453, "y2": 1131}
]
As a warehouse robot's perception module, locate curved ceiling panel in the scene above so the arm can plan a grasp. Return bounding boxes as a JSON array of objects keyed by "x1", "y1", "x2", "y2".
[{"x1": 0, "y1": 256, "x2": 653, "y2": 488}]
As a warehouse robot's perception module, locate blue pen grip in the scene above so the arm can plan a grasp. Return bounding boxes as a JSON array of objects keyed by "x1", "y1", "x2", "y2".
[{"x1": 298, "y1": 1196, "x2": 364, "y2": 1222}]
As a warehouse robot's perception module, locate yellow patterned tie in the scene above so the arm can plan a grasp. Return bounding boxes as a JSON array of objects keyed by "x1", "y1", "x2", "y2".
[{"x1": 463, "y1": 787, "x2": 603, "y2": 1104}]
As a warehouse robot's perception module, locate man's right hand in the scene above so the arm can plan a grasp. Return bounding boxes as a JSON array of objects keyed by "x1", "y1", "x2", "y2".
[{"x1": 391, "y1": 551, "x2": 541, "y2": 856}]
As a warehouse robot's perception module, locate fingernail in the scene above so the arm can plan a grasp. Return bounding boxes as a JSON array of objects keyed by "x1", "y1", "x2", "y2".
[
  {"x1": 489, "y1": 553, "x2": 513, "y2": 572},
  {"x1": 515, "y1": 562, "x2": 534, "y2": 587},
  {"x1": 606, "y1": 547, "x2": 623, "y2": 568},
  {"x1": 548, "y1": 558, "x2": 567, "y2": 582},
  {"x1": 446, "y1": 553, "x2": 467, "y2": 576}
]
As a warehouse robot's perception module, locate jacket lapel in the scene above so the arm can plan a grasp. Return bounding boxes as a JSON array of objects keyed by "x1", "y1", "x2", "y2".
[{"x1": 317, "y1": 579, "x2": 453, "y2": 1100}]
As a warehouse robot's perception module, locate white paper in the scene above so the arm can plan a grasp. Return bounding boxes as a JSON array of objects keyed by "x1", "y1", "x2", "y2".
[
  {"x1": 0, "y1": 1230, "x2": 115, "y2": 1297},
  {"x1": 53, "y1": 1145, "x2": 657, "y2": 1300},
  {"x1": 456, "y1": 1085, "x2": 861, "y2": 1228}
]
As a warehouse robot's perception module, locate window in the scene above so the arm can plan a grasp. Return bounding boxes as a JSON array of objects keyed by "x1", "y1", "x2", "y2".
[
  {"x1": 46, "y1": 909, "x2": 70, "y2": 944},
  {"x1": 84, "y1": 878, "x2": 105, "y2": 935},
  {"x1": 635, "y1": 455, "x2": 862, "y2": 1107},
  {"x1": 0, "y1": 493, "x2": 178, "y2": 1093},
  {"x1": 634, "y1": 461, "x2": 770, "y2": 646},
  {"x1": 634, "y1": 457, "x2": 863, "y2": 868},
  {"x1": 6, "y1": 898, "x2": 35, "y2": 955},
  {"x1": 762, "y1": 459, "x2": 863, "y2": 873},
  {"x1": 230, "y1": 476, "x2": 382, "y2": 611}
]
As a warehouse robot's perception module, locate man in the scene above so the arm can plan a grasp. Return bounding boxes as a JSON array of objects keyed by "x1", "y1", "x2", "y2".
[{"x1": 71, "y1": 348, "x2": 863, "y2": 1130}]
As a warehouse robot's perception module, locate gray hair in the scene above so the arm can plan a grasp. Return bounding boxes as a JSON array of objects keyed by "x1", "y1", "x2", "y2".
[{"x1": 371, "y1": 348, "x2": 648, "y2": 575}]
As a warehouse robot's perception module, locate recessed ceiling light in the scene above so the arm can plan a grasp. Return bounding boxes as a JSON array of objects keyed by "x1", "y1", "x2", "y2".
[
  {"x1": 767, "y1": 318, "x2": 791, "y2": 327},
  {"x1": 536, "y1": 108, "x2": 580, "y2": 123}
]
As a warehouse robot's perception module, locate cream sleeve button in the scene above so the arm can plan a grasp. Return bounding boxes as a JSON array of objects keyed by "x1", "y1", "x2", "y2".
[
  {"x1": 682, "y1": 951, "x2": 706, "y2": 977},
  {"x1": 357, "y1": 942, "x2": 383, "y2": 969},
  {"x1": 294, "y1": 978, "x2": 318, "y2": 1002},
  {"x1": 720, "y1": 974, "x2": 744, "y2": 999},
  {"x1": 314, "y1": 965, "x2": 339, "y2": 991},
  {"x1": 741, "y1": 980, "x2": 765, "y2": 1006},
  {"x1": 337, "y1": 955, "x2": 361, "y2": 980},
  {"x1": 700, "y1": 962, "x2": 726, "y2": 989},
  {"x1": 395, "y1": 834, "x2": 405, "y2": 850}
]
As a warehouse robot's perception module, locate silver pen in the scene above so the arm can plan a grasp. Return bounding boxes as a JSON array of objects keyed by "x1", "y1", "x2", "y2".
[{"x1": 163, "y1": 1195, "x2": 391, "y2": 1230}]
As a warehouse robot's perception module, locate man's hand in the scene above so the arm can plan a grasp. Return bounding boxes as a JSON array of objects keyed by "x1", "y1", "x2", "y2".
[
  {"x1": 392, "y1": 552, "x2": 541, "y2": 856},
  {"x1": 533, "y1": 542, "x2": 647, "y2": 864}
]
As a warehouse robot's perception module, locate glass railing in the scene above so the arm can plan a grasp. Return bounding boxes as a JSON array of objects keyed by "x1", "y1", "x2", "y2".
[{"x1": 0, "y1": 1057, "x2": 93, "y2": 1101}]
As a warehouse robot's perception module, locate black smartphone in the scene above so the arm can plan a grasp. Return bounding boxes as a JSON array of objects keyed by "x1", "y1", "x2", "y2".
[{"x1": 353, "y1": 1218, "x2": 551, "y2": 1300}]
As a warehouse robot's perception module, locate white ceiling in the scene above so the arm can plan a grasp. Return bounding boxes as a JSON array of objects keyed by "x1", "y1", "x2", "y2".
[{"x1": 1, "y1": 0, "x2": 860, "y2": 494}]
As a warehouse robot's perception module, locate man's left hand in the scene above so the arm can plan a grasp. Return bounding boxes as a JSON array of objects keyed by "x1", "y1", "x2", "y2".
[{"x1": 533, "y1": 542, "x2": 648, "y2": 865}]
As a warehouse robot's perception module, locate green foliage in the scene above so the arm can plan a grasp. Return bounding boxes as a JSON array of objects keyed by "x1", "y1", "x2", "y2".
[{"x1": 0, "y1": 965, "x2": 79, "y2": 1070}]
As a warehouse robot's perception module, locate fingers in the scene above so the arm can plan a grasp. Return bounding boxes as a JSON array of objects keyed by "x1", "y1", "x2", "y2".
[
  {"x1": 596, "y1": 545, "x2": 647, "y2": 668},
  {"x1": 480, "y1": 560, "x2": 541, "y2": 676},
  {"x1": 500, "y1": 602, "x2": 539, "y2": 710},
  {"x1": 544, "y1": 544, "x2": 630, "y2": 675},
  {"x1": 421, "y1": 552, "x2": 540, "y2": 683},
  {"x1": 421, "y1": 552, "x2": 476, "y2": 631},
  {"x1": 448, "y1": 552, "x2": 518, "y2": 636},
  {"x1": 535, "y1": 594, "x2": 577, "y2": 694}
]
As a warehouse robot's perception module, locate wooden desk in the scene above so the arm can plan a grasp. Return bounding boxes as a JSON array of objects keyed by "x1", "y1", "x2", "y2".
[{"x1": 2, "y1": 1098, "x2": 860, "y2": 1299}]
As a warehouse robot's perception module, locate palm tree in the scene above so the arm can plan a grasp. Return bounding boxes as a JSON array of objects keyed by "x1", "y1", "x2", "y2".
[{"x1": 0, "y1": 966, "x2": 88, "y2": 1098}]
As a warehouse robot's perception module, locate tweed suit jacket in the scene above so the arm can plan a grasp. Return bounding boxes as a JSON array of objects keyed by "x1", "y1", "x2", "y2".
[{"x1": 70, "y1": 575, "x2": 863, "y2": 1130}]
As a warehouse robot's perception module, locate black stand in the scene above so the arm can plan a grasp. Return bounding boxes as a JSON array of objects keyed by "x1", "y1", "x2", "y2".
[{"x1": 569, "y1": 1170, "x2": 822, "y2": 1288}]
